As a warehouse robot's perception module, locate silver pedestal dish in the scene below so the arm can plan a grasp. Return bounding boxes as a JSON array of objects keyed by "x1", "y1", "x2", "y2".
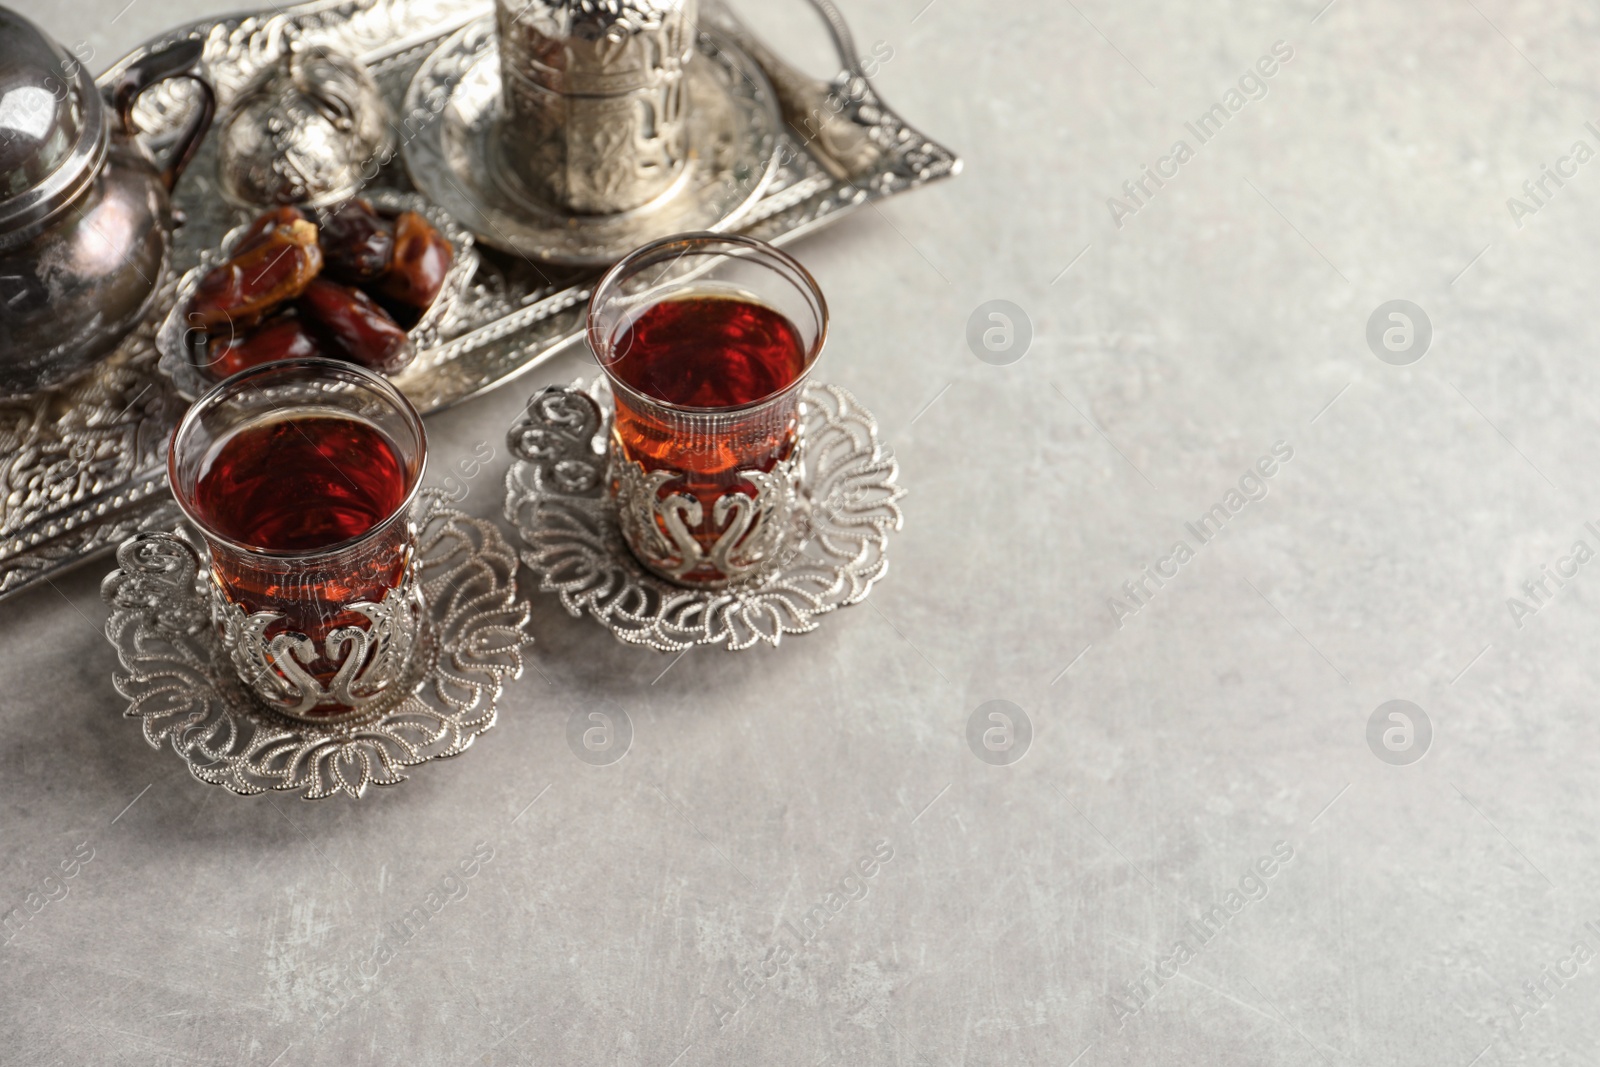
[
  {"x1": 504, "y1": 381, "x2": 903, "y2": 652},
  {"x1": 101, "y1": 489, "x2": 533, "y2": 799},
  {"x1": 0, "y1": 0, "x2": 958, "y2": 603},
  {"x1": 401, "y1": 18, "x2": 780, "y2": 266}
]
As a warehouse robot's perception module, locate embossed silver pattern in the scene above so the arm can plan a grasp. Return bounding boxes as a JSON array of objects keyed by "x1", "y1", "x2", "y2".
[
  {"x1": 495, "y1": 0, "x2": 696, "y2": 214},
  {"x1": 504, "y1": 381, "x2": 902, "y2": 651},
  {"x1": 216, "y1": 43, "x2": 394, "y2": 208},
  {"x1": 215, "y1": 562, "x2": 426, "y2": 723},
  {"x1": 0, "y1": 0, "x2": 957, "y2": 603},
  {"x1": 609, "y1": 434, "x2": 801, "y2": 585},
  {"x1": 101, "y1": 489, "x2": 533, "y2": 799}
]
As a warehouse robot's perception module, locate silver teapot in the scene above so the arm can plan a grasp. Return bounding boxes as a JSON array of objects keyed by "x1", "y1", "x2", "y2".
[{"x1": 0, "y1": 7, "x2": 214, "y2": 396}]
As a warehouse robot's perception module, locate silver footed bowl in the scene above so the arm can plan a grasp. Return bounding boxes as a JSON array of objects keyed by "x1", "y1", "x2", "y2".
[{"x1": 216, "y1": 44, "x2": 394, "y2": 210}]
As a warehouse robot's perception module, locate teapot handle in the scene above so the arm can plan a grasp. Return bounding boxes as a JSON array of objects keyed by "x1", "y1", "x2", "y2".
[{"x1": 106, "y1": 38, "x2": 216, "y2": 192}]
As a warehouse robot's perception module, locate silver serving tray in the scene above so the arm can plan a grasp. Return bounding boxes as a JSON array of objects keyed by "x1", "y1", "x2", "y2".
[{"x1": 0, "y1": 0, "x2": 958, "y2": 602}]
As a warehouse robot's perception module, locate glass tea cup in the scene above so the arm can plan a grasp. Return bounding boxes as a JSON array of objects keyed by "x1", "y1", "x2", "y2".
[
  {"x1": 588, "y1": 232, "x2": 828, "y2": 586},
  {"x1": 167, "y1": 358, "x2": 428, "y2": 722}
]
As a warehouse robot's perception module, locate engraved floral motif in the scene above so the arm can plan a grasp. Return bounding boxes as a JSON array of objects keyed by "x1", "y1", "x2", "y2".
[
  {"x1": 505, "y1": 382, "x2": 902, "y2": 651},
  {"x1": 403, "y1": 17, "x2": 779, "y2": 264},
  {"x1": 101, "y1": 489, "x2": 532, "y2": 799},
  {"x1": 496, "y1": 0, "x2": 695, "y2": 212},
  {"x1": 0, "y1": 303, "x2": 179, "y2": 598}
]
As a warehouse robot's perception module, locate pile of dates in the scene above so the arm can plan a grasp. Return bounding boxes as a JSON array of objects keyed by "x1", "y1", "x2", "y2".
[{"x1": 184, "y1": 199, "x2": 453, "y2": 380}]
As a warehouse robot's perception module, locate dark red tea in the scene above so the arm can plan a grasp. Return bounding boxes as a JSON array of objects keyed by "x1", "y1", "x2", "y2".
[
  {"x1": 606, "y1": 294, "x2": 810, "y2": 582},
  {"x1": 608, "y1": 295, "x2": 807, "y2": 410},
  {"x1": 193, "y1": 414, "x2": 407, "y2": 552},
  {"x1": 193, "y1": 413, "x2": 413, "y2": 710}
]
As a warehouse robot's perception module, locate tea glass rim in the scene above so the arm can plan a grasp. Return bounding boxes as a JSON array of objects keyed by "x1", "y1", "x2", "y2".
[
  {"x1": 167, "y1": 356, "x2": 429, "y2": 561},
  {"x1": 586, "y1": 231, "x2": 830, "y2": 417}
]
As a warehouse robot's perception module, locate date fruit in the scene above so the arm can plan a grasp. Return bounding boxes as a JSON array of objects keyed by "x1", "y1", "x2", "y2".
[
  {"x1": 184, "y1": 202, "x2": 455, "y2": 382},
  {"x1": 229, "y1": 206, "x2": 312, "y2": 257},
  {"x1": 376, "y1": 210, "x2": 452, "y2": 324},
  {"x1": 319, "y1": 198, "x2": 395, "y2": 285},
  {"x1": 204, "y1": 313, "x2": 326, "y2": 381},
  {"x1": 186, "y1": 219, "x2": 323, "y2": 335},
  {"x1": 297, "y1": 278, "x2": 413, "y2": 375}
]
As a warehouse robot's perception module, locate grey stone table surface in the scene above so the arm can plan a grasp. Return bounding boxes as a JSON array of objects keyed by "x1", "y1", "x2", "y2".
[{"x1": 4, "y1": 0, "x2": 1599, "y2": 1063}]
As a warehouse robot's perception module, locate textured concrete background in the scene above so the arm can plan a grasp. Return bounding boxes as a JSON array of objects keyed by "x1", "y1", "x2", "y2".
[{"x1": 4, "y1": 0, "x2": 1600, "y2": 1064}]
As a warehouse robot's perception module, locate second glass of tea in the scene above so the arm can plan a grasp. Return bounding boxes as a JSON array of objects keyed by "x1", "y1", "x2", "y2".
[
  {"x1": 168, "y1": 358, "x2": 428, "y2": 722},
  {"x1": 588, "y1": 233, "x2": 828, "y2": 586}
]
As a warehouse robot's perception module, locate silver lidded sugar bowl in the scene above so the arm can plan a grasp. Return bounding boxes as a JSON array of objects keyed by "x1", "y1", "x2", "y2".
[
  {"x1": 216, "y1": 41, "x2": 393, "y2": 209},
  {"x1": 495, "y1": 0, "x2": 697, "y2": 215},
  {"x1": 0, "y1": 6, "x2": 213, "y2": 397}
]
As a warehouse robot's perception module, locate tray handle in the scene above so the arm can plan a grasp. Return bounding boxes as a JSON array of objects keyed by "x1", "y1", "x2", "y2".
[{"x1": 704, "y1": 0, "x2": 884, "y2": 183}]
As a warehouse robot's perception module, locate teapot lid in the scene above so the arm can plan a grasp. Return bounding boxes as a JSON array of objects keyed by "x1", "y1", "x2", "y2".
[{"x1": 0, "y1": 6, "x2": 108, "y2": 234}]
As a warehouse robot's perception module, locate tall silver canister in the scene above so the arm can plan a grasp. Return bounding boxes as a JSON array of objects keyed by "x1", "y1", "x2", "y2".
[{"x1": 495, "y1": 0, "x2": 698, "y2": 215}]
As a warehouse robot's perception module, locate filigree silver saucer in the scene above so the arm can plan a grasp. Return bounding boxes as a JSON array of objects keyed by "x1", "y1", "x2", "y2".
[
  {"x1": 101, "y1": 489, "x2": 532, "y2": 799},
  {"x1": 154, "y1": 189, "x2": 479, "y2": 403},
  {"x1": 503, "y1": 381, "x2": 903, "y2": 652},
  {"x1": 401, "y1": 18, "x2": 781, "y2": 266}
]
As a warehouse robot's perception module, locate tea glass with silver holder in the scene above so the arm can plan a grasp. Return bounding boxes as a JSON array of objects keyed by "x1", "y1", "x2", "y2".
[
  {"x1": 505, "y1": 233, "x2": 904, "y2": 651},
  {"x1": 166, "y1": 358, "x2": 428, "y2": 723},
  {"x1": 588, "y1": 232, "x2": 825, "y2": 587}
]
